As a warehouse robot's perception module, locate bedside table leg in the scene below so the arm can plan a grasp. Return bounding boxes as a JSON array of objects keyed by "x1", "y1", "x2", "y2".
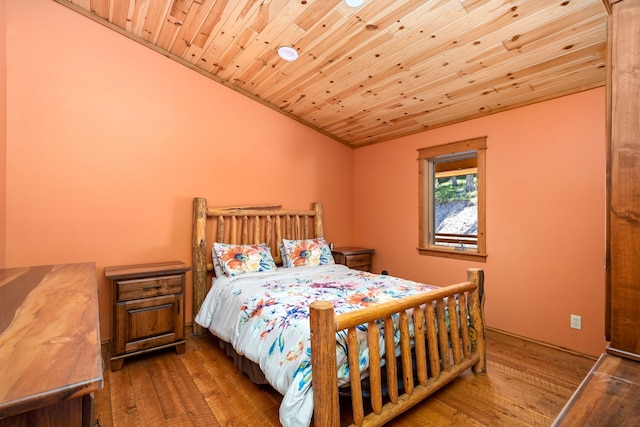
[
  {"x1": 110, "y1": 357, "x2": 124, "y2": 372},
  {"x1": 175, "y1": 342, "x2": 186, "y2": 354}
]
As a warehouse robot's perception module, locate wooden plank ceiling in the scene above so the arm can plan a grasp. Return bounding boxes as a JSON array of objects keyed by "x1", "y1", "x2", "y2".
[{"x1": 54, "y1": 0, "x2": 608, "y2": 148}]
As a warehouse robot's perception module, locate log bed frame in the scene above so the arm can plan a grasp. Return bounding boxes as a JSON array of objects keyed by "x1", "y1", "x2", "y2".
[{"x1": 192, "y1": 198, "x2": 486, "y2": 426}]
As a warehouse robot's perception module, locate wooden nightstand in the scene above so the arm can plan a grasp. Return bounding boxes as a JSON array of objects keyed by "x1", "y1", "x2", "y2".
[
  {"x1": 332, "y1": 247, "x2": 375, "y2": 272},
  {"x1": 105, "y1": 261, "x2": 191, "y2": 371}
]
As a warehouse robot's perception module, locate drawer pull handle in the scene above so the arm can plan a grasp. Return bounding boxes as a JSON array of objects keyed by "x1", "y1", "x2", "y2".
[{"x1": 143, "y1": 285, "x2": 162, "y2": 290}]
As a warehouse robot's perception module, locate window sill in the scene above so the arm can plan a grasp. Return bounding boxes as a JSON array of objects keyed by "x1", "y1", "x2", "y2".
[{"x1": 417, "y1": 247, "x2": 487, "y2": 262}]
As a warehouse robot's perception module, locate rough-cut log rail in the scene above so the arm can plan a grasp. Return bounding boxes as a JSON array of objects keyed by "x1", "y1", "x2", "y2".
[{"x1": 310, "y1": 269, "x2": 485, "y2": 427}]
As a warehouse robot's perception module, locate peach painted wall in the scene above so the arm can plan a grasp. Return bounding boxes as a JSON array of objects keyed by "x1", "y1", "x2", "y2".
[
  {"x1": 4, "y1": 0, "x2": 354, "y2": 340},
  {"x1": 353, "y1": 87, "x2": 607, "y2": 356},
  {"x1": 0, "y1": 0, "x2": 6, "y2": 267}
]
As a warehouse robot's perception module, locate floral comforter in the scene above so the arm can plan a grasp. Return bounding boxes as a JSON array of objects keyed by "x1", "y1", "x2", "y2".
[{"x1": 194, "y1": 264, "x2": 438, "y2": 427}]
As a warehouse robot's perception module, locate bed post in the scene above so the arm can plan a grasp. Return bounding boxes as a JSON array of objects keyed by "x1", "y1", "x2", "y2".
[
  {"x1": 309, "y1": 300, "x2": 339, "y2": 427},
  {"x1": 313, "y1": 202, "x2": 324, "y2": 237},
  {"x1": 467, "y1": 268, "x2": 486, "y2": 373},
  {"x1": 192, "y1": 197, "x2": 208, "y2": 336}
]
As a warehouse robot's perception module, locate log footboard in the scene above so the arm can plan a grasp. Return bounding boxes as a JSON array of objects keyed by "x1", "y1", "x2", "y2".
[{"x1": 310, "y1": 268, "x2": 486, "y2": 427}]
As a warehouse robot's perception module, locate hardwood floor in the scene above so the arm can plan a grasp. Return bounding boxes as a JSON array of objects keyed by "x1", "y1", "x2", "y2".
[{"x1": 95, "y1": 329, "x2": 596, "y2": 426}]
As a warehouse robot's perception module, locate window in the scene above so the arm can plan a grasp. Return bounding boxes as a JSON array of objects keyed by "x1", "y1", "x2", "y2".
[{"x1": 418, "y1": 137, "x2": 487, "y2": 261}]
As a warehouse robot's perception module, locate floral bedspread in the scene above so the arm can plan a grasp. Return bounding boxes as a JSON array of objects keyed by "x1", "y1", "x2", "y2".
[{"x1": 195, "y1": 264, "x2": 438, "y2": 427}]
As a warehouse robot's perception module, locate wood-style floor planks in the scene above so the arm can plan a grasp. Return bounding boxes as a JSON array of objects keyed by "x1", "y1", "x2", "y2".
[
  {"x1": 107, "y1": 360, "x2": 142, "y2": 426},
  {"x1": 127, "y1": 358, "x2": 166, "y2": 426},
  {"x1": 147, "y1": 355, "x2": 214, "y2": 426},
  {"x1": 95, "y1": 329, "x2": 596, "y2": 427},
  {"x1": 94, "y1": 359, "x2": 113, "y2": 426},
  {"x1": 181, "y1": 339, "x2": 281, "y2": 426}
]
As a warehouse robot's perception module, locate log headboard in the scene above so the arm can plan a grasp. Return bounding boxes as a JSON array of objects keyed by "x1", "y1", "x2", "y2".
[{"x1": 191, "y1": 197, "x2": 324, "y2": 335}]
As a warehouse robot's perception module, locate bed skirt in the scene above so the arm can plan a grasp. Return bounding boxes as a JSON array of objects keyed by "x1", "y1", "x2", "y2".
[{"x1": 217, "y1": 337, "x2": 269, "y2": 385}]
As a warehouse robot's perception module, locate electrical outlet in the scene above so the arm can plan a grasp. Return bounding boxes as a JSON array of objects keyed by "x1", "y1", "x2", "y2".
[{"x1": 570, "y1": 314, "x2": 582, "y2": 330}]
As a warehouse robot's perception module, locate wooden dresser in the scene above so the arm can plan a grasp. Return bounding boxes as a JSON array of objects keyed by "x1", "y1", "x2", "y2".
[
  {"x1": 0, "y1": 263, "x2": 103, "y2": 427},
  {"x1": 552, "y1": 353, "x2": 640, "y2": 426},
  {"x1": 331, "y1": 247, "x2": 374, "y2": 272}
]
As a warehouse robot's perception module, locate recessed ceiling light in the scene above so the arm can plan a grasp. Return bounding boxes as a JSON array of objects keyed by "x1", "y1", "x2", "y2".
[
  {"x1": 344, "y1": 0, "x2": 363, "y2": 7},
  {"x1": 277, "y1": 46, "x2": 299, "y2": 61}
]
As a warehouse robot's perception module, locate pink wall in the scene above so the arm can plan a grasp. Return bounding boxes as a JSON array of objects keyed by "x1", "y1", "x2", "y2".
[
  {"x1": 3, "y1": 0, "x2": 354, "y2": 340},
  {"x1": 353, "y1": 88, "x2": 607, "y2": 356}
]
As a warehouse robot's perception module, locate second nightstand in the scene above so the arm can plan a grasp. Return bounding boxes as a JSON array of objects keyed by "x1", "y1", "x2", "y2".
[
  {"x1": 332, "y1": 247, "x2": 375, "y2": 272},
  {"x1": 105, "y1": 261, "x2": 191, "y2": 371}
]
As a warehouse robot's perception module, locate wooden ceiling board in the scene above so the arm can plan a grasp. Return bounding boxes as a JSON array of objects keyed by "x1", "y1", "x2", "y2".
[
  {"x1": 71, "y1": 0, "x2": 91, "y2": 9},
  {"x1": 53, "y1": 0, "x2": 608, "y2": 148},
  {"x1": 110, "y1": 0, "x2": 130, "y2": 28},
  {"x1": 285, "y1": 2, "x2": 469, "y2": 101},
  {"x1": 89, "y1": 0, "x2": 109, "y2": 19},
  {"x1": 225, "y1": 5, "x2": 326, "y2": 84},
  {"x1": 140, "y1": 0, "x2": 170, "y2": 42}
]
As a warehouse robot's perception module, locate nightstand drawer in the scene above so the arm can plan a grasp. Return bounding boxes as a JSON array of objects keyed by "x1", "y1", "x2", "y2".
[
  {"x1": 117, "y1": 275, "x2": 183, "y2": 301},
  {"x1": 345, "y1": 253, "x2": 371, "y2": 268},
  {"x1": 332, "y1": 247, "x2": 374, "y2": 273}
]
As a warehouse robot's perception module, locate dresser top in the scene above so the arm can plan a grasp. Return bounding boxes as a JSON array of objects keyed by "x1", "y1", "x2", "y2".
[
  {"x1": 105, "y1": 260, "x2": 191, "y2": 280},
  {"x1": 552, "y1": 353, "x2": 640, "y2": 426},
  {"x1": 0, "y1": 262, "x2": 103, "y2": 418}
]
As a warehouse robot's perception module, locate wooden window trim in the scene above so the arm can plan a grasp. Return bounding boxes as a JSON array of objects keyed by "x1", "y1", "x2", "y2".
[
  {"x1": 418, "y1": 137, "x2": 487, "y2": 262},
  {"x1": 417, "y1": 247, "x2": 487, "y2": 261}
]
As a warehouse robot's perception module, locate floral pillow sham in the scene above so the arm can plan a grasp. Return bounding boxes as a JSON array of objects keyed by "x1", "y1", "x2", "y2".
[
  {"x1": 282, "y1": 237, "x2": 335, "y2": 268},
  {"x1": 213, "y1": 242, "x2": 277, "y2": 277}
]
